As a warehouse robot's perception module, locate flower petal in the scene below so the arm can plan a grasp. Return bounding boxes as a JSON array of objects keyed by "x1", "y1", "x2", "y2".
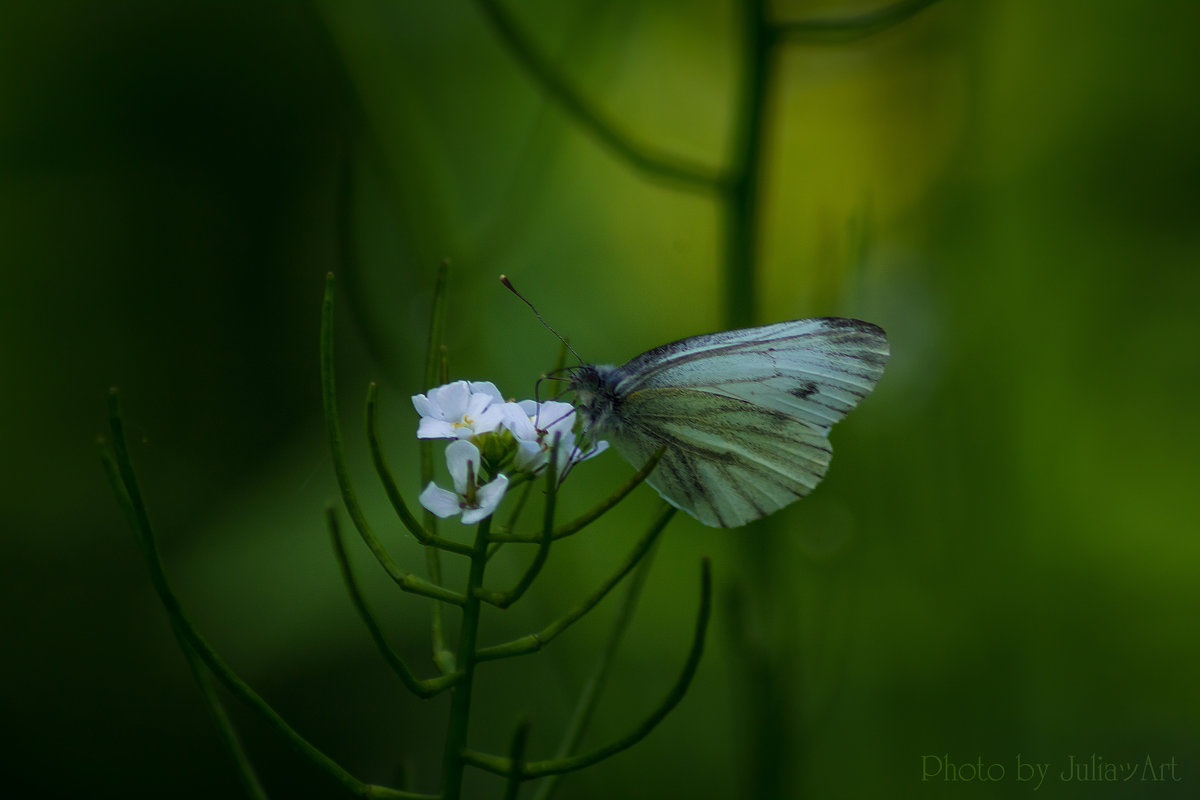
[
  {"x1": 417, "y1": 418, "x2": 458, "y2": 439},
  {"x1": 419, "y1": 482, "x2": 462, "y2": 518},
  {"x1": 540, "y1": 401, "x2": 578, "y2": 437},
  {"x1": 468, "y1": 381, "x2": 505, "y2": 405},
  {"x1": 513, "y1": 439, "x2": 546, "y2": 473},
  {"x1": 501, "y1": 402, "x2": 538, "y2": 441},
  {"x1": 431, "y1": 381, "x2": 471, "y2": 419},
  {"x1": 412, "y1": 393, "x2": 440, "y2": 420},
  {"x1": 465, "y1": 391, "x2": 493, "y2": 419},
  {"x1": 471, "y1": 403, "x2": 508, "y2": 436},
  {"x1": 462, "y1": 474, "x2": 509, "y2": 524},
  {"x1": 444, "y1": 439, "x2": 482, "y2": 494}
]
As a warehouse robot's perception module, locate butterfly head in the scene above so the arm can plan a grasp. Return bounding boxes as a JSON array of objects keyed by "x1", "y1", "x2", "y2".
[{"x1": 567, "y1": 363, "x2": 623, "y2": 435}]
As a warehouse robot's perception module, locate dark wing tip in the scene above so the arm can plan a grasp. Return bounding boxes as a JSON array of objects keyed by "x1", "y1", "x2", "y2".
[{"x1": 813, "y1": 316, "x2": 887, "y2": 338}]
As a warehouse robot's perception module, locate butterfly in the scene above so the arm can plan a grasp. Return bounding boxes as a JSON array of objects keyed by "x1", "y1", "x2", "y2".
[{"x1": 568, "y1": 317, "x2": 889, "y2": 528}]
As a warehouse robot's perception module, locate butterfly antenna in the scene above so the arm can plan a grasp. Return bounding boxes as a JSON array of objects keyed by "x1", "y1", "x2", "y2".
[{"x1": 500, "y1": 275, "x2": 583, "y2": 365}]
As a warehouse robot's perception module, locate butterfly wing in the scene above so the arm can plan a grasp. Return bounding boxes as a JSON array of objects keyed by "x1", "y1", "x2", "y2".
[
  {"x1": 609, "y1": 387, "x2": 834, "y2": 527},
  {"x1": 615, "y1": 318, "x2": 889, "y2": 433},
  {"x1": 602, "y1": 318, "x2": 888, "y2": 527}
]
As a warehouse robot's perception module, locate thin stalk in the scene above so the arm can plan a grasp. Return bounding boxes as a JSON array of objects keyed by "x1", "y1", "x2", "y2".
[
  {"x1": 476, "y1": 439, "x2": 558, "y2": 608},
  {"x1": 439, "y1": 517, "x2": 493, "y2": 800},
  {"x1": 777, "y1": 0, "x2": 944, "y2": 43},
  {"x1": 718, "y1": 3, "x2": 945, "y2": 796},
  {"x1": 322, "y1": 274, "x2": 464, "y2": 605},
  {"x1": 720, "y1": 5, "x2": 784, "y2": 796},
  {"x1": 531, "y1": 535, "x2": 661, "y2": 800},
  {"x1": 366, "y1": 382, "x2": 473, "y2": 556},
  {"x1": 476, "y1": 505, "x2": 674, "y2": 663},
  {"x1": 487, "y1": 446, "x2": 665, "y2": 544},
  {"x1": 471, "y1": 0, "x2": 723, "y2": 193},
  {"x1": 501, "y1": 717, "x2": 532, "y2": 800},
  {"x1": 420, "y1": 261, "x2": 451, "y2": 475},
  {"x1": 327, "y1": 509, "x2": 463, "y2": 698},
  {"x1": 178, "y1": 623, "x2": 269, "y2": 799},
  {"x1": 722, "y1": 0, "x2": 773, "y2": 330},
  {"x1": 462, "y1": 558, "x2": 712, "y2": 779},
  {"x1": 422, "y1": 261, "x2": 454, "y2": 671},
  {"x1": 101, "y1": 394, "x2": 431, "y2": 800},
  {"x1": 486, "y1": 478, "x2": 537, "y2": 561}
]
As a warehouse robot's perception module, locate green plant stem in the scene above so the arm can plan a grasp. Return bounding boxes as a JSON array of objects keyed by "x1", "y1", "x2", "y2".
[
  {"x1": 777, "y1": 0, "x2": 943, "y2": 43},
  {"x1": 476, "y1": 505, "x2": 674, "y2": 663},
  {"x1": 421, "y1": 261, "x2": 454, "y2": 672},
  {"x1": 322, "y1": 274, "x2": 464, "y2": 606},
  {"x1": 178, "y1": 626, "x2": 269, "y2": 799},
  {"x1": 721, "y1": 3, "x2": 784, "y2": 795},
  {"x1": 476, "y1": 440, "x2": 558, "y2": 608},
  {"x1": 328, "y1": 509, "x2": 463, "y2": 698},
  {"x1": 366, "y1": 382, "x2": 473, "y2": 556},
  {"x1": 501, "y1": 717, "x2": 532, "y2": 800},
  {"x1": 722, "y1": 0, "x2": 772, "y2": 330},
  {"x1": 718, "y1": 3, "x2": 945, "y2": 794},
  {"x1": 102, "y1": 392, "x2": 432, "y2": 800},
  {"x1": 487, "y1": 446, "x2": 665, "y2": 544},
  {"x1": 486, "y1": 479, "x2": 537, "y2": 561},
  {"x1": 439, "y1": 516, "x2": 493, "y2": 800},
  {"x1": 462, "y1": 558, "x2": 711, "y2": 778},
  {"x1": 471, "y1": 0, "x2": 722, "y2": 192},
  {"x1": 531, "y1": 534, "x2": 661, "y2": 800}
]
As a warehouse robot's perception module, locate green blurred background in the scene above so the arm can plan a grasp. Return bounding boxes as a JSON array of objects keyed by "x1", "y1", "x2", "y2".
[{"x1": 3, "y1": 1, "x2": 1197, "y2": 798}]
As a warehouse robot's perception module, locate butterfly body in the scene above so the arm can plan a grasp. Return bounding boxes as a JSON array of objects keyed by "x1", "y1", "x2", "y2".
[{"x1": 569, "y1": 317, "x2": 889, "y2": 528}]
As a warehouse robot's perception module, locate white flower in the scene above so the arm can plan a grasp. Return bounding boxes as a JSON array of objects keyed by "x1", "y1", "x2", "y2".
[
  {"x1": 413, "y1": 380, "x2": 507, "y2": 440},
  {"x1": 502, "y1": 400, "x2": 608, "y2": 477},
  {"x1": 418, "y1": 440, "x2": 508, "y2": 524}
]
